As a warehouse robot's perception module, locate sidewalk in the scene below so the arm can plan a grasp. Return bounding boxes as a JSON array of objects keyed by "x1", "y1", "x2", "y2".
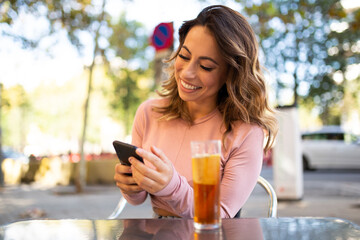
[{"x1": 1, "y1": 168, "x2": 360, "y2": 226}]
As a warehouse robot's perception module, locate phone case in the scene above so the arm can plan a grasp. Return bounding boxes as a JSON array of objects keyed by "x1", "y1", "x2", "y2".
[{"x1": 112, "y1": 140, "x2": 143, "y2": 166}]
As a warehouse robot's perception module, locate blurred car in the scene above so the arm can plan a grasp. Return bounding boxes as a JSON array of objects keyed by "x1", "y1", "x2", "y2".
[
  {"x1": 2, "y1": 147, "x2": 29, "y2": 164},
  {"x1": 301, "y1": 126, "x2": 360, "y2": 170}
]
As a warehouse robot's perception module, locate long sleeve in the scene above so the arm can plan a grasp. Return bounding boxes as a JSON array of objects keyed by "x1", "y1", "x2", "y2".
[
  {"x1": 152, "y1": 165, "x2": 194, "y2": 217},
  {"x1": 120, "y1": 98, "x2": 264, "y2": 218},
  {"x1": 151, "y1": 123, "x2": 264, "y2": 218},
  {"x1": 219, "y1": 125, "x2": 264, "y2": 217}
]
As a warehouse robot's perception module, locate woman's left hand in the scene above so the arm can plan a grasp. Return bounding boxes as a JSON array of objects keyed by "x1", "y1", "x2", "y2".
[{"x1": 129, "y1": 146, "x2": 173, "y2": 194}]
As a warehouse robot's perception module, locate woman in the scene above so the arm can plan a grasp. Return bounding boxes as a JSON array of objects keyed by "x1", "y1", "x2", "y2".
[{"x1": 114, "y1": 5, "x2": 277, "y2": 218}]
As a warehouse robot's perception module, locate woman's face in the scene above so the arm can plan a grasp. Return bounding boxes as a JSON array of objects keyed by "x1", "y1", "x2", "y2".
[{"x1": 175, "y1": 26, "x2": 227, "y2": 111}]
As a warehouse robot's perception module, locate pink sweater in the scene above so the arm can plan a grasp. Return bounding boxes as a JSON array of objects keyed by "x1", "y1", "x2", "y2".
[{"x1": 123, "y1": 98, "x2": 264, "y2": 218}]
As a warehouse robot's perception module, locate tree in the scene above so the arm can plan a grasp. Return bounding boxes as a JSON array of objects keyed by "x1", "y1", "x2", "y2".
[
  {"x1": 233, "y1": 0, "x2": 360, "y2": 125},
  {"x1": 103, "y1": 14, "x2": 153, "y2": 135},
  {"x1": 0, "y1": 0, "x2": 152, "y2": 192},
  {"x1": 0, "y1": 83, "x2": 3, "y2": 186},
  {"x1": 1, "y1": 84, "x2": 30, "y2": 149},
  {"x1": 0, "y1": 84, "x2": 31, "y2": 186},
  {"x1": 312, "y1": 2, "x2": 360, "y2": 124},
  {"x1": 1, "y1": 0, "x2": 102, "y2": 191},
  {"x1": 76, "y1": 0, "x2": 108, "y2": 193}
]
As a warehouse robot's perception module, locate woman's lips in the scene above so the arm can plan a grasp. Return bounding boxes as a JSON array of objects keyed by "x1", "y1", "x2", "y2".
[{"x1": 180, "y1": 80, "x2": 201, "y2": 91}]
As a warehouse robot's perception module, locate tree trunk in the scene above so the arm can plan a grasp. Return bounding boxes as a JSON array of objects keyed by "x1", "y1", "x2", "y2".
[
  {"x1": 0, "y1": 83, "x2": 4, "y2": 187},
  {"x1": 75, "y1": 61, "x2": 95, "y2": 193},
  {"x1": 293, "y1": 71, "x2": 298, "y2": 107},
  {"x1": 75, "y1": 0, "x2": 106, "y2": 193}
]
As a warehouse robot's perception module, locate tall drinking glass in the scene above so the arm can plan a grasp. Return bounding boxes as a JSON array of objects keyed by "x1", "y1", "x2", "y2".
[{"x1": 191, "y1": 140, "x2": 221, "y2": 230}]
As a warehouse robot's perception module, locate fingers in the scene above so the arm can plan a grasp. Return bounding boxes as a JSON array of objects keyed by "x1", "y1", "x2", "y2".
[
  {"x1": 135, "y1": 146, "x2": 169, "y2": 171},
  {"x1": 130, "y1": 156, "x2": 162, "y2": 185},
  {"x1": 115, "y1": 163, "x2": 133, "y2": 175},
  {"x1": 114, "y1": 171, "x2": 136, "y2": 185},
  {"x1": 116, "y1": 181, "x2": 143, "y2": 195},
  {"x1": 129, "y1": 147, "x2": 173, "y2": 194},
  {"x1": 150, "y1": 145, "x2": 169, "y2": 164},
  {"x1": 114, "y1": 163, "x2": 143, "y2": 195},
  {"x1": 131, "y1": 172, "x2": 159, "y2": 193}
]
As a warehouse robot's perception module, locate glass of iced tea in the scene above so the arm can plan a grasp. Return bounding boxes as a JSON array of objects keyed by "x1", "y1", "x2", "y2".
[{"x1": 191, "y1": 140, "x2": 221, "y2": 230}]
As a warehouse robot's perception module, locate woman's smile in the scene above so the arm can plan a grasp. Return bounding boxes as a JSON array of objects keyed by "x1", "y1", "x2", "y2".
[{"x1": 180, "y1": 80, "x2": 202, "y2": 92}]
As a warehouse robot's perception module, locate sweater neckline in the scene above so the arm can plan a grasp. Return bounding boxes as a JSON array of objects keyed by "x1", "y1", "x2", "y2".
[{"x1": 192, "y1": 107, "x2": 220, "y2": 125}]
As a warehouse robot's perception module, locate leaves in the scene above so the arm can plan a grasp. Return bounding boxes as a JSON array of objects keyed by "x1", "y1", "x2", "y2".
[
  {"x1": 237, "y1": 0, "x2": 360, "y2": 124},
  {"x1": 1, "y1": 0, "x2": 152, "y2": 146}
]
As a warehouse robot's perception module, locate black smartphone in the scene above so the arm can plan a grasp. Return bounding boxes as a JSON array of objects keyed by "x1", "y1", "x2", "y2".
[{"x1": 112, "y1": 140, "x2": 144, "y2": 166}]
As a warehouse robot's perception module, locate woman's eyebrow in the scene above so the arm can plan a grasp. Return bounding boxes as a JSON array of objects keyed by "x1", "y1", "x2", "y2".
[
  {"x1": 182, "y1": 45, "x2": 219, "y2": 66},
  {"x1": 182, "y1": 45, "x2": 191, "y2": 54}
]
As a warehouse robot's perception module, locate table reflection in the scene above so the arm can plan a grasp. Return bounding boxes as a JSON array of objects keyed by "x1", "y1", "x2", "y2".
[
  {"x1": 260, "y1": 217, "x2": 360, "y2": 239},
  {"x1": 0, "y1": 217, "x2": 359, "y2": 240},
  {"x1": 118, "y1": 218, "x2": 263, "y2": 240},
  {"x1": 118, "y1": 219, "x2": 193, "y2": 239}
]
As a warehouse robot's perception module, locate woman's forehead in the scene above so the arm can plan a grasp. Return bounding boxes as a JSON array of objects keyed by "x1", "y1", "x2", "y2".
[{"x1": 182, "y1": 26, "x2": 222, "y2": 59}]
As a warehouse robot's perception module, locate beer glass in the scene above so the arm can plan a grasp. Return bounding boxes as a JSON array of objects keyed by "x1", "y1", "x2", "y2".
[
  {"x1": 193, "y1": 228, "x2": 223, "y2": 240},
  {"x1": 191, "y1": 140, "x2": 221, "y2": 230}
]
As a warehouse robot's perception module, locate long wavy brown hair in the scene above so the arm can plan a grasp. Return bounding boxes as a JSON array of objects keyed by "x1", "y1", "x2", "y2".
[{"x1": 153, "y1": 5, "x2": 277, "y2": 151}]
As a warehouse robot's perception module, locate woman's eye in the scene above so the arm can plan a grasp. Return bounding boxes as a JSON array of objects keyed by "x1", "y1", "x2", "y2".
[
  {"x1": 178, "y1": 54, "x2": 190, "y2": 60},
  {"x1": 201, "y1": 65, "x2": 214, "y2": 71}
]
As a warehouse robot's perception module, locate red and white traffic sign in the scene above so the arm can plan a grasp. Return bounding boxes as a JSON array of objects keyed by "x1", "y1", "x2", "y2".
[{"x1": 150, "y1": 22, "x2": 174, "y2": 51}]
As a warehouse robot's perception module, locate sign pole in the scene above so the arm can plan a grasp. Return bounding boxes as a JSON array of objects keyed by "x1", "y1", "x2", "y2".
[{"x1": 151, "y1": 22, "x2": 174, "y2": 86}]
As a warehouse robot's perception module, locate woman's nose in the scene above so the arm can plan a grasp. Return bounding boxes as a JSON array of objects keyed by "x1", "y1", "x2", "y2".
[{"x1": 181, "y1": 62, "x2": 197, "y2": 80}]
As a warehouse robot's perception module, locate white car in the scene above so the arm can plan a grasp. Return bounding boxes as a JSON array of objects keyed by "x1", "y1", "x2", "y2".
[{"x1": 301, "y1": 126, "x2": 360, "y2": 170}]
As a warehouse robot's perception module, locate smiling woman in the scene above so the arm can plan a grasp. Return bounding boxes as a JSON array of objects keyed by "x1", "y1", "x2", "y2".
[
  {"x1": 175, "y1": 25, "x2": 227, "y2": 118},
  {"x1": 113, "y1": 5, "x2": 278, "y2": 219}
]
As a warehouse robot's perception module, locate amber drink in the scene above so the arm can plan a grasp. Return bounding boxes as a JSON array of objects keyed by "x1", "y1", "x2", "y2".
[{"x1": 191, "y1": 140, "x2": 221, "y2": 230}]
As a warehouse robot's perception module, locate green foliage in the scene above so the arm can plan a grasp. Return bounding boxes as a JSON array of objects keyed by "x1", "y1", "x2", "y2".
[
  {"x1": 107, "y1": 68, "x2": 153, "y2": 135},
  {"x1": 2, "y1": 84, "x2": 30, "y2": 110},
  {"x1": 107, "y1": 13, "x2": 148, "y2": 62},
  {"x1": 0, "y1": 0, "x2": 152, "y2": 152},
  {"x1": 1, "y1": 0, "x2": 106, "y2": 51},
  {"x1": 103, "y1": 14, "x2": 153, "y2": 135},
  {"x1": 233, "y1": 0, "x2": 360, "y2": 125},
  {"x1": 1, "y1": 85, "x2": 30, "y2": 149}
]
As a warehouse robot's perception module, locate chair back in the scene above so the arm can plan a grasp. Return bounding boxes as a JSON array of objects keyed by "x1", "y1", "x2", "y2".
[{"x1": 256, "y1": 176, "x2": 278, "y2": 218}]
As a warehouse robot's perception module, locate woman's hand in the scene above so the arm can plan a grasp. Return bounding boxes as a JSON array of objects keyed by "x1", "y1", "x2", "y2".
[
  {"x1": 114, "y1": 163, "x2": 144, "y2": 195},
  {"x1": 130, "y1": 146, "x2": 174, "y2": 194}
]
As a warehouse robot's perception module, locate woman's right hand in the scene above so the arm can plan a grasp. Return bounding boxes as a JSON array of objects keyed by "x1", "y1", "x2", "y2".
[{"x1": 114, "y1": 163, "x2": 144, "y2": 195}]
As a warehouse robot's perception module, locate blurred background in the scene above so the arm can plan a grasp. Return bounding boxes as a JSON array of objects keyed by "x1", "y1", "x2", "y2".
[{"x1": 0, "y1": 0, "x2": 359, "y2": 224}]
